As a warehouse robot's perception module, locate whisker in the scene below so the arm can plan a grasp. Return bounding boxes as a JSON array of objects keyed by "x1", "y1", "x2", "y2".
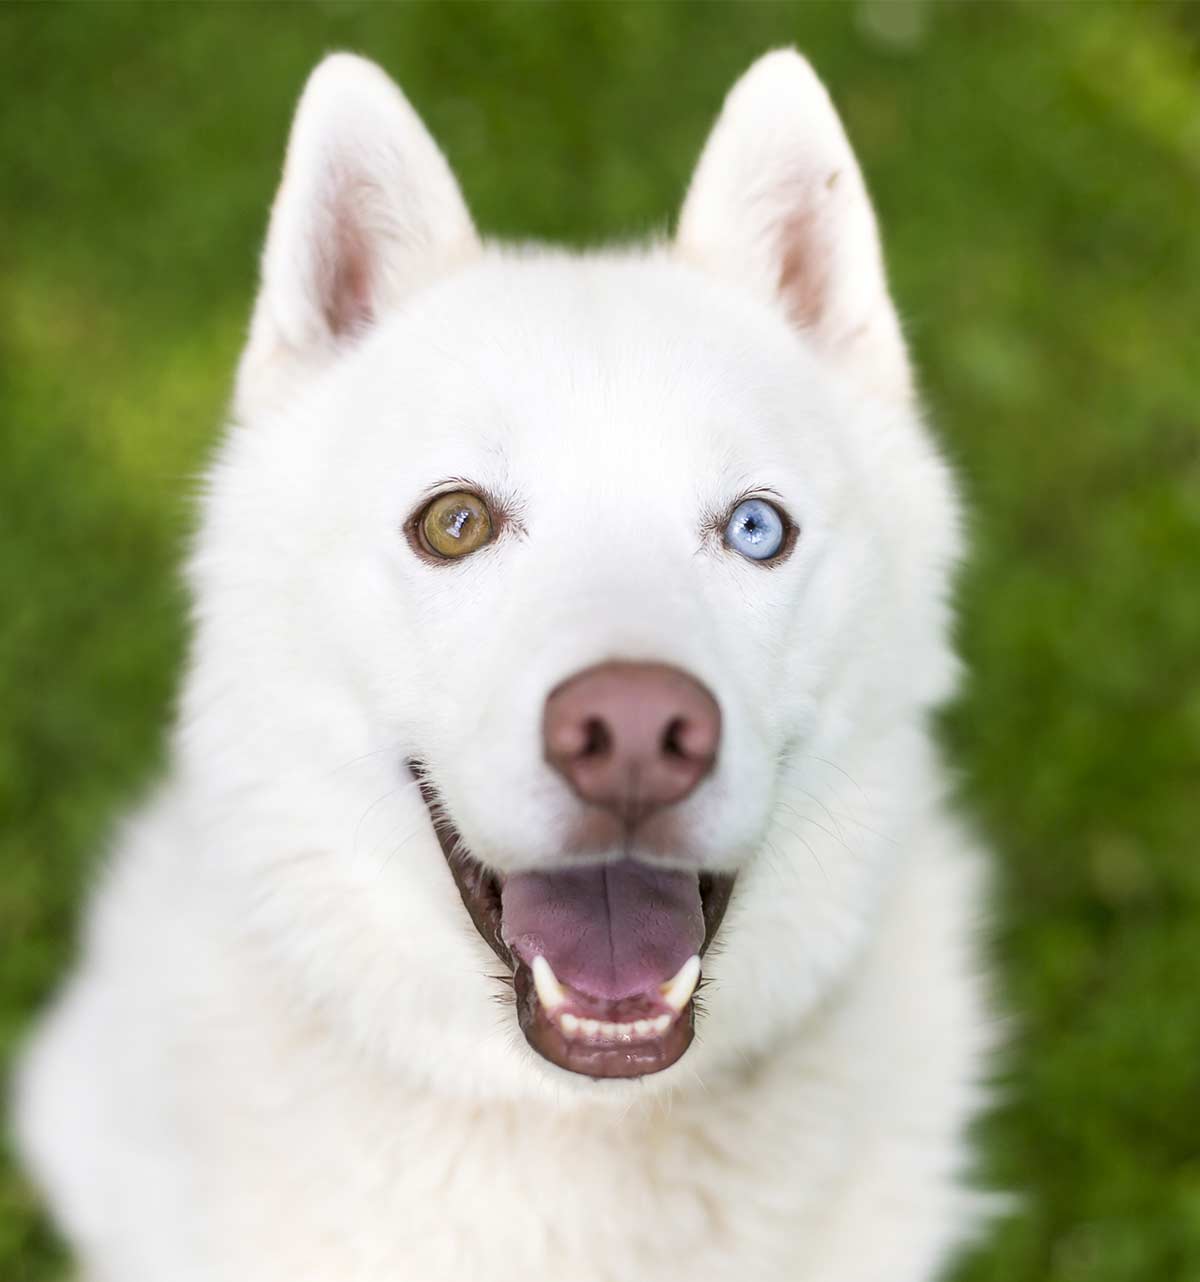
[
  {"x1": 767, "y1": 830, "x2": 828, "y2": 883},
  {"x1": 775, "y1": 802, "x2": 859, "y2": 862},
  {"x1": 353, "y1": 782, "x2": 412, "y2": 859},
  {"x1": 784, "y1": 787, "x2": 852, "y2": 846},
  {"x1": 326, "y1": 742, "x2": 407, "y2": 779},
  {"x1": 376, "y1": 821, "x2": 426, "y2": 871},
  {"x1": 800, "y1": 753, "x2": 869, "y2": 801}
]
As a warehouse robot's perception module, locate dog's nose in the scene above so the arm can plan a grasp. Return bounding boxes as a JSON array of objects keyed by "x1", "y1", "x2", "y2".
[{"x1": 543, "y1": 662, "x2": 720, "y2": 823}]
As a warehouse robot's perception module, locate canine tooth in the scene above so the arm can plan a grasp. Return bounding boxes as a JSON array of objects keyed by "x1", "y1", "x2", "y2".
[
  {"x1": 660, "y1": 954, "x2": 701, "y2": 1013},
  {"x1": 581, "y1": 1018, "x2": 601, "y2": 1037},
  {"x1": 652, "y1": 1014, "x2": 671, "y2": 1034},
  {"x1": 561, "y1": 1013, "x2": 580, "y2": 1035},
  {"x1": 634, "y1": 1019, "x2": 653, "y2": 1038},
  {"x1": 531, "y1": 955, "x2": 566, "y2": 1011}
]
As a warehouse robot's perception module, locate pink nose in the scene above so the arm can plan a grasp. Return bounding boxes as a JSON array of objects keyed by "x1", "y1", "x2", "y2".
[{"x1": 543, "y1": 662, "x2": 721, "y2": 824}]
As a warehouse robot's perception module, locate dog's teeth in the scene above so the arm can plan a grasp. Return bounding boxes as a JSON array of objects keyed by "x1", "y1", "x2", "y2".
[
  {"x1": 660, "y1": 954, "x2": 701, "y2": 1013},
  {"x1": 531, "y1": 955, "x2": 566, "y2": 1011},
  {"x1": 556, "y1": 1013, "x2": 675, "y2": 1042}
]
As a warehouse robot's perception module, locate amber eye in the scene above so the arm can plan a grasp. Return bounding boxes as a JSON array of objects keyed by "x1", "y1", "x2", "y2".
[{"x1": 417, "y1": 490, "x2": 494, "y2": 560}]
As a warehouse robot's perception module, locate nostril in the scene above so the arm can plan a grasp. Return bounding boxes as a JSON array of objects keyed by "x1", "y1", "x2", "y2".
[
  {"x1": 662, "y1": 716, "x2": 716, "y2": 765},
  {"x1": 581, "y1": 717, "x2": 612, "y2": 759},
  {"x1": 661, "y1": 717, "x2": 689, "y2": 761}
]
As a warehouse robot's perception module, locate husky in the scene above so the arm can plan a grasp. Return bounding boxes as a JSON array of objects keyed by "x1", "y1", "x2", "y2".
[{"x1": 14, "y1": 49, "x2": 993, "y2": 1282}]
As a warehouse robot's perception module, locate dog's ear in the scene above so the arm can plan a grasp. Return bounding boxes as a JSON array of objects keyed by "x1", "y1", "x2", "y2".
[
  {"x1": 236, "y1": 54, "x2": 479, "y2": 417},
  {"x1": 676, "y1": 50, "x2": 911, "y2": 402}
]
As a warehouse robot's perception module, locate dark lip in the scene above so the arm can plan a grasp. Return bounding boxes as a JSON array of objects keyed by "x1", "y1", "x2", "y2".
[{"x1": 412, "y1": 763, "x2": 736, "y2": 1080}]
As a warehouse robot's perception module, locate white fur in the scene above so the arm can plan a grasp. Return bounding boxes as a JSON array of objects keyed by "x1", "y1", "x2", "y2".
[{"x1": 14, "y1": 50, "x2": 995, "y2": 1281}]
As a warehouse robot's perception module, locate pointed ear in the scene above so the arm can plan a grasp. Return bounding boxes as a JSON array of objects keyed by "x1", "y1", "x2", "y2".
[
  {"x1": 236, "y1": 54, "x2": 479, "y2": 416},
  {"x1": 676, "y1": 50, "x2": 911, "y2": 402}
]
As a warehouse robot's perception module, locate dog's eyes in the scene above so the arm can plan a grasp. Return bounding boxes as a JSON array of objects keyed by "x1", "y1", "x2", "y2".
[
  {"x1": 723, "y1": 498, "x2": 789, "y2": 563},
  {"x1": 417, "y1": 491, "x2": 494, "y2": 560}
]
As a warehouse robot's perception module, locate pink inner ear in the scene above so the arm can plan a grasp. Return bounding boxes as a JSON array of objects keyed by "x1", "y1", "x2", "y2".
[
  {"x1": 776, "y1": 168, "x2": 845, "y2": 333},
  {"x1": 321, "y1": 194, "x2": 376, "y2": 339},
  {"x1": 778, "y1": 204, "x2": 829, "y2": 331}
]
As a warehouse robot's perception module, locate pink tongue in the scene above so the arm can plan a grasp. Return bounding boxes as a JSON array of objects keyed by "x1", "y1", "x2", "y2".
[{"x1": 500, "y1": 862, "x2": 704, "y2": 1002}]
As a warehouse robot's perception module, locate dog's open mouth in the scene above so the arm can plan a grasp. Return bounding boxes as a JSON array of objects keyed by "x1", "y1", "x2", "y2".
[{"x1": 414, "y1": 769, "x2": 735, "y2": 1079}]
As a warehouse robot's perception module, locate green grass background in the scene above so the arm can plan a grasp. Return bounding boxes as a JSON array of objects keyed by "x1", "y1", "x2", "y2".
[{"x1": 2, "y1": 2, "x2": 1198, "y2": 1278}]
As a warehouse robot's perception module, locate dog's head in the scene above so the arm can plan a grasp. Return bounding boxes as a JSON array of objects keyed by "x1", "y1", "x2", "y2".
[{"x1": 183, "y1": 52, "x2": 960, "y2": 1096}]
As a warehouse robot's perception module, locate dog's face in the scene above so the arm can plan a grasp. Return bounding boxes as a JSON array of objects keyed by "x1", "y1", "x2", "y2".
[{"x1": 184, "y1": 53, "x2": 959, "y2": 1096}]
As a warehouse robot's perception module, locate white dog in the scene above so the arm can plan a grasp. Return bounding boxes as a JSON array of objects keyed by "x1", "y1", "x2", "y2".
[{"x1": 15, "y1": 50, "x2": 994, "y2": 1282}]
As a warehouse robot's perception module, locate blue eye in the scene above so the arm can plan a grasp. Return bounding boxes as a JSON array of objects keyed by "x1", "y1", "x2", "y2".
[{"x1": 724, "y1": 497, "x2": 788, "y2": 562}]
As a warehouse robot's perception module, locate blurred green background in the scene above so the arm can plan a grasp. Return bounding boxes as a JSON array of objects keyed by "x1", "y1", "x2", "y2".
[{"x1": 2, "y1": 2, "x2": 1198, "y2": 1278}]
